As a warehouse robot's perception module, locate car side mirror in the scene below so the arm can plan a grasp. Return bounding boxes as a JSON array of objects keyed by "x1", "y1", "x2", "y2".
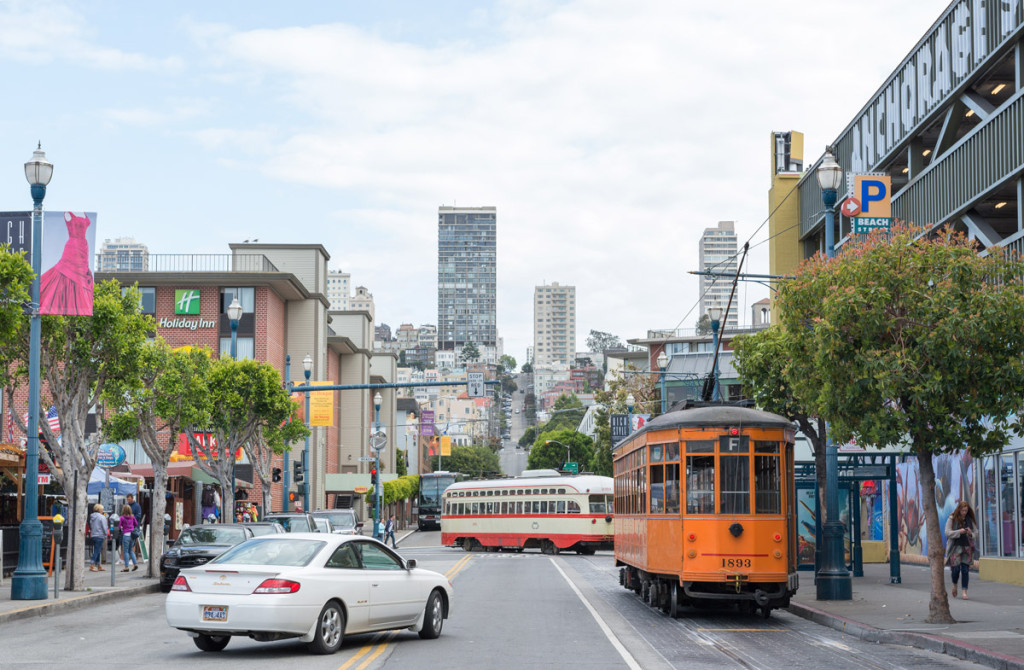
[{"x1": 406, "y1": 559, "x2": 417, "y2": 570}]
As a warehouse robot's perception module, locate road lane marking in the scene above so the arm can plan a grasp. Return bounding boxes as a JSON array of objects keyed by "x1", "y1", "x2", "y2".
[
  {"x1": 549, "y1": 558, "x2": 643, "y2": 670},
  {"x1": 354, "y1": 639, "x2": 391, "y2": 670},
  {"x1": 445, "y1": 554, "x2": 472, "y2": 580},
  {"x1": 336, "y1": 632, "x2": 395, "y2": 670},
  {"x1": 698, "y1": 628, "x2": 788, "y2": 632}
]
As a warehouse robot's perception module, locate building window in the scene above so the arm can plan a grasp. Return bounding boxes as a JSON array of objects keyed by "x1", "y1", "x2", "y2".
[
  {"x1": 220, "y1": 337, "x2": 255, "y2": 360},
  {"x1": 123, "y1": 286, "x2": 156, "y2": 314},
  {"x1": 221, "y1": 287, "x2": 255, "y2": 314}
]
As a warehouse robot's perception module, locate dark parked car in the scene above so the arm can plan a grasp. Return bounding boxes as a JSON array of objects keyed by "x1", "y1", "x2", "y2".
[
  {"x1": 313, "y1": 509, "x2": 363, "y2": 535},
  {"x1": 159, "y1": 524, "x2": 254, "y2": 592},
  {"x1": 262, "y1": 512, "x2": 320, "y2": 533}
]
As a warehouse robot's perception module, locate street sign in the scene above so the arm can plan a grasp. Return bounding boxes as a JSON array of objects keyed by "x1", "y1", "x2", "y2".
[
  {"x1": 562, "y1": 462, "x2": 578, "y2": 474},
  {"x1": 358, "y1": 456, "x2": 376, "y2": 462},
  {"x1": 467, "y1": 372, "x2": 485, "y2": 397},
  {"x1": 841, "y1": 198, "x2": 861, "y2": 217},
  {"x1": 370, "y1": 433, "x2": 386, "y2": 452},
  {"x1": 851, "y1": 175, "x2": 892, "y2": 233}
]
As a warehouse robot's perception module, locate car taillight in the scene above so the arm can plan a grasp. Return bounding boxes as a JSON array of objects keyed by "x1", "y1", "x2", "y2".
[
  {"x1": 253, "y1": 579, "x2": 301, "y2": 594},
  {"x1": 171, "y1": 575, "x2": 191, "y2": 592}
]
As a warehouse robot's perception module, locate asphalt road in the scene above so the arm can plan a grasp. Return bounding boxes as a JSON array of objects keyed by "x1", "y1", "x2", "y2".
[{"x1": 0, "y1": 530, "x2": 981, "y2": 670}]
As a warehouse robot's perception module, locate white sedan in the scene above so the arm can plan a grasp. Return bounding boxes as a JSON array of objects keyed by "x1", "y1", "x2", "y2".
[{"x1": 165, "y1": 533, "x2": 451, "y2": 655}]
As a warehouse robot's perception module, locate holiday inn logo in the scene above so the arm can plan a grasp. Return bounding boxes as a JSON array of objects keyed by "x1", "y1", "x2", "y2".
[{"x1": 174, "y1": 289, "x2": 201, "y2": 315}]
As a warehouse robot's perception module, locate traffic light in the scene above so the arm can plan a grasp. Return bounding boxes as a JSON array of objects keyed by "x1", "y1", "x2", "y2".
[
  {"x1": 370, "y1": 468, "x2": 377, "y2": 479},
  {"x1": 288, "y1": 491, "x2": 298, "y2": 503},
  {"x1": 294, "y1": 460, "x2": 304, "y2": 485},
  {"x1": 272, "y1": 467, "x2": 282, "y2": 483}
]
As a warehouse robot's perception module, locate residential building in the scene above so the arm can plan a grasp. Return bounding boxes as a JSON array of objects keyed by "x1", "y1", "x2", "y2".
[
  {"x1": 698, "y1": 221, "x2": 739, "y2": 331},
  {"x1": 533, "y1": 282, "x2": 576, "y2": 369},
  {"x1": 437, "y1": 206, "x2": 497, "y2": 362},
  {"x1": 97, "y1": 237, "x2": 149, "y2": 273},
  {"x1": 351, "y1": 286, "x2": 375, "y2": 321},
  {"x1": 326, "y1": 269, "x2": 351, "y2": 310}
]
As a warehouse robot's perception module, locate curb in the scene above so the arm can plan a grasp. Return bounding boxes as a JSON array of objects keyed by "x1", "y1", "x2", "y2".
[
  {"x1": 787, "y1": 602, "x2": 1024, "y2": 670},
  {"x1": 0, "y1": 582, "x2": 160, "y2": 626}
]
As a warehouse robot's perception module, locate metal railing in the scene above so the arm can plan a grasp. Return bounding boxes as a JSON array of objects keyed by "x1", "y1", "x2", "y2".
[{"x1": 96, "y1": 254, "x2": 280, "y2": 274}]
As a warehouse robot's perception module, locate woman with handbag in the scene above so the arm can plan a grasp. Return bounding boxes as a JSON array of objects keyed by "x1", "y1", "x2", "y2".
[
  {"x1": 945, "y1": 500, "x2": 976, "y2": 600},
  {"x1": 87, "y1": 504, "x2": 108, "y2": 571},
  {"x1": 119, "y1": 504, "x2": 139, "y2": 572}
]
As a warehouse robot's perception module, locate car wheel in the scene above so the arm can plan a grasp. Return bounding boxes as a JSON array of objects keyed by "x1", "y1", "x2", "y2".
[
  {"x1": 418, "y1": 590, "x2": 444, "y2": 639},
  {"x1": 193, "y1": 634, "x2": 230, "y2": 652},
  {"x1": 159, "y1": 583, "x2": 172, "y2": 594},
  {"x1": 307, "y1": 601, "x2": 345, "y2": 655}
]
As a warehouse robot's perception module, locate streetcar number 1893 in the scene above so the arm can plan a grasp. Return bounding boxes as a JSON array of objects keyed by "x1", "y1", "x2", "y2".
[{"x1": 721, "y1": 558, "x2": 751, "y2": 568}]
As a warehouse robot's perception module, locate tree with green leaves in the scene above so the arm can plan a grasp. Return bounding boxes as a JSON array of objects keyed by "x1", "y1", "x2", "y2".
[
  {"x1": 459, "y1": 341, "x2": 480, "y2": 363},
  {"x1": 527, "y1": 428, "x2": 594, "y2": 472},
  {"x1": 521, "y1": 362, "x2": 533, "y2": 373},
  {"x1": 186, "y1": 357, "x2": 306, "y2": 520},
  {"x1": 733, "y1": 326, "x2": 828, "y2": 517},
  {"x1": 246, "y1": 405, "x2": 309, "y2": 515},
  {"x1": 4, "y1": 280, "x2": 153, "y2": 591},
  {"x1": 103, "y1": 338, "x2": 215, "y2": 575},
  {"x1": 695, "y1": 313, "x2": 712, "y2": 336},
  {"x1": 590, "y1": 407, "x2": 613, "y2": 476},
  {"x1": 498, "y1": 354, "x2": 517, "y2": 374},
  {"x1": 430, "y1": 444, "x2": 501, "y2": 477},
  {"x1": 0, "y1": 247, "x2": 33, "y2": 380},
  {"x1": 777, "y1": 223, "x2": 1024, "y2": 624},
  {"x1": 586, "y1": 329, "x2": 623, "y2": 355}
]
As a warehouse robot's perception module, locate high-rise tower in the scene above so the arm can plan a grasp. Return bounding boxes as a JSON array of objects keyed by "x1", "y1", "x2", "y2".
[
  {"x1": 699, "y1": 221, "x2": 739, "y2": 331},
  {"x1": 437, "y1": 206, "x2": 497, "y2": 362},
  {"x1": 533, "y1": 282, "x2": 576, "y2": 369}
]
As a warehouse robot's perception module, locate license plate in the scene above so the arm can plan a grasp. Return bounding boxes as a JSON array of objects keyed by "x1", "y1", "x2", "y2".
[{"x1": 202, "y1": 606, "x2": 228, "y2": 622}]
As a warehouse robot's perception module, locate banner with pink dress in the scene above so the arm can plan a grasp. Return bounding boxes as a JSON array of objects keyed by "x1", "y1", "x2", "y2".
[{"x1": 40, "y1": 211, "x2": 96, "y2": 316}]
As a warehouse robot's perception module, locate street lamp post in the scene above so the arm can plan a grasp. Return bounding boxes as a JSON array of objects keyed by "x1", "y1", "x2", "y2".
[
  {"x1": 657, "y1": 350, "x2": 669, "y2": 415},
  {"x1": 815, "y1": 147, "x2": 852, "y2": 601},
  {"x1": 302, "y1": 354, "x2": 312, "y2": 513},
  {"x1": 12, "y1": 144, "x2": 53, "y2": 600},
  {"x1": 707, "y1": 307, "x2": 723, "y2": 402},
  {"x1": 373, "y1": 391, "x2": 383, "y2": 541},
  {"x1": 545, "y1": 440, "x2": 571, "y2": 468},
  {"x1": 227, "y1": 297, "x2": 242, "y2": 521},
  {"x1": 283, "y1": 354, "x2": 291, "y2": 511},
  {"x1": 626, "y1": 393, "x2": 635, "y2": 437}
]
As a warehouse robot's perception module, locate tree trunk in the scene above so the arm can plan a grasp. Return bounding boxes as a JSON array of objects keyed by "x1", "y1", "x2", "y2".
[
  {"x1": 149, "y1": 463, "x2": 168, "y2": 579},
  {"x1": 66, "y1": 475, "x2": 89, "y2": 591},
  {"x1": 917, "y1": 445, "x2": 955, "y2": 623}
]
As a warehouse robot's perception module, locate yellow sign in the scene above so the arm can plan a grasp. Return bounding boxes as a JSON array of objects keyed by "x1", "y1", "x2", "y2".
[
  {"x1": 354, "y1": 486, "x2": 369, "y2": 494},
  {"x1": 440, "y1": 435, "x2": 451, "y2": 457},
  {"x1": 309, "y1": 381, "x2": 334, "y2": 427}
]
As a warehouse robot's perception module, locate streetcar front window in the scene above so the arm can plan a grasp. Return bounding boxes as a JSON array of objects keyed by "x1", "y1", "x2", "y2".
[
  {"x1": 755, "y1": 455, "x2": 782, "y2": 513},
  {"x1": 687, "y1": 455, "x2": 715, "y2": 514},
  {"x1": 721, "y1": 455, "x2": 750, "y2": 514}
]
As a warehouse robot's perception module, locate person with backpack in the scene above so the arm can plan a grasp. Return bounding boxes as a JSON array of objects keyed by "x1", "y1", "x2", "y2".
[
  {"x1": 88, "y1": 504, "x2": 109, "y2": 571},
  {"x1": 200, "y1": 486, "x2": 216, "y2": 521}
]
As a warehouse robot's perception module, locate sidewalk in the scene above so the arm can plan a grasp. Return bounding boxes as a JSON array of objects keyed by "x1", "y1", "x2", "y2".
[
  {"x1": 0, "y1": 558, "x2": 160, "y2": 625},
  {"x1": 789, "y1": 562, "x2": 1024, "y2": 670}
]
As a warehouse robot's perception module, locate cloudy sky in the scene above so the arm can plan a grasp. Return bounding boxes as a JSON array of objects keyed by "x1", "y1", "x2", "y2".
[{"x1": 0, "y1": 0, "x2": 950, "y2": 363}]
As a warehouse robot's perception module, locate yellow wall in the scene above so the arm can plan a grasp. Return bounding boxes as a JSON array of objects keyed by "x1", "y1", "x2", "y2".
[
  {"x1": 767, "y1": 131, "x2": 804, "y2": 306},
  {"x1": 979, "y1": 558, "x2": 1024, "y2": 586}
]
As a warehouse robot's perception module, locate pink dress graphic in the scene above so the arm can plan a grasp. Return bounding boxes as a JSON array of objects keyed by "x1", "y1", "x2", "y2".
[{"x1": 39, "y1": 212, "x2": 94, "y2": 315}]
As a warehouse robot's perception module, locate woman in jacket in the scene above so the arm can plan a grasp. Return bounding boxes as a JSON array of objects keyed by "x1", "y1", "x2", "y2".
[
  {"x1": 119, "y1": 503, "x2": 139, "y2": 572},
  {"x1": 88, "y1": 504, "x2": 109, "y2": 571},
  {"x1": 945, "y1": 500, "x2": 976, "y2": 600}
]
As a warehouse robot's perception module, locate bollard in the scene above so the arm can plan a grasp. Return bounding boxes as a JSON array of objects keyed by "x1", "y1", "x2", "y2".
[{"x1": 52, "y1": 514, "x2": 65, "y2": 600}]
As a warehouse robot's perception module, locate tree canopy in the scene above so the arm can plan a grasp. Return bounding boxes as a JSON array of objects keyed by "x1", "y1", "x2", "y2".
[
  {"x1": 459, "y1": 341, "x2": 480, "y2": 363},
  {"x1": 586, "y1": 329, "x2": 623, "y2": 354},
  {"x1": 430, "y1": 444, "x2": 501, "y2": 477},
  {"x1": 527, "y1": 428, "x2": 594, "y2": 472},
  {"x1": 777, "y1": 223, "x2": 1024, "y2": 623}
]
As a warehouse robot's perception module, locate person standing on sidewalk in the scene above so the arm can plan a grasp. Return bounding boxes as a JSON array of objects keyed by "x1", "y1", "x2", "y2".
[
  {"x1": 945, "y1": 500, "x2": 976, "y2": 600},
  {"x1": 88, "y1": 504, "x2": 109, "y2": 572},
  {"x1": 384, "y1": 515, "x2": 397, "y2": 547},
  {"x1": 119, "y1": 504, "x2": 139, "y2": 572}
]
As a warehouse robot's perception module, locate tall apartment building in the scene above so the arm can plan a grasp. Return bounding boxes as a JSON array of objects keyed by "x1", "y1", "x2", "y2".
[
  {"x1": 698, "y1": 221, "x2": 739, "y2": 331},
  {"x1": 533, "y1": 282, "x2": 576, "y2": 368},
  {"x1": 327, "y1": 269, "x2": 351, "y2": 310},
  {"x1": 97, "y1": 237, "x2": 149, "y2": 272},
  {"x1": 437, "y1": 206, "x2": 497, "y2": 360}
]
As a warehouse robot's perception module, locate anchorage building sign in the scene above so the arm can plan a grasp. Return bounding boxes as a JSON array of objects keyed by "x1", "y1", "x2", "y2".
[
  {"x1": 847, "y1": 0, "x2": 1024, "y2": 172},
  {"x1": 1, "y1": 212, "x2": 31, "y2": 257}
]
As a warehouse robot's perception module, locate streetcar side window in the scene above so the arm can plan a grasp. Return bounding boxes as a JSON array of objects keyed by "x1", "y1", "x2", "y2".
[
  {"x1": 665, "y1": 463, "x2": 680, "y2": 514},
  {"x1": 589, "y1": 494, "x2": 608, "y2": 514},
  {"x1": 651, "y1": 444, "x2": 663, "y2": 463},
  {"x1": 687, "y1": 455, "x2": 715, "y2": 514},
  {"x1": 755, "y1": 455, "x2": 781, "y2": 514},
  {"x1": 501, "y1": 502, "x2": 508, "y2": 514},
  {"x1": 650, "y1": 465, "x2": 665, "y2": 513},
  {"x1": 557, "y1": 500, "x2": 566, "y2": 514},
  {"x1": 665, "y1": 442, "x2": 679, "y2": 461},
  {"x1": 721, "y1": 455, "x2": 750, "y2": 514},
  {"x1": 568, "y1": 500, "x2": 581, "y2": 513},
  {"x1": 754, "y1": 441, "x2": 780, "y2": 453},
  {"x1": 472, "y1": 502, "x2": 479, "y2": 515},
  {"x1": 541, "y1": 501, "x2": 548, "y2": 514}
]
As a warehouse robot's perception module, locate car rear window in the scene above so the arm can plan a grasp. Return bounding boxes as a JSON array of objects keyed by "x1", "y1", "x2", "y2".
[
  {"x1": 211, "y1": 538, "x2": 326, "y2": 567},
  {"x1": 176, "y1": 527, "x2": 246, "y2": 546}
]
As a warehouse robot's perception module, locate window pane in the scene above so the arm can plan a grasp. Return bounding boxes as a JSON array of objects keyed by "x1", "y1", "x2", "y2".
[
  {"x1": 568, "y1": 500, "x2": 581, "y2": 513},
  {"x1": 589, "y1": 494, "x2": 607, "y2": 514},
  {"x1": 665, "y1": 463, "x2": 680, "y2": 514},
  {"x1": 651, "y1": 444, "x2": 663, "y2": 463},
  {"x1": 983, "y1": 456, "x2": 999, "y2": 555},
  {"x1": 557, "y1": 500, "x2": 566, "y2": 514},
  {"x1": 665, "y1": 442, "x2": 679, "y2": 461},
  {"x1": 687, "y1": 455, "x2": 715, "y2": 514},
  {"x1": 220, "y1": 337, "x2": 255, "y2": 360},
  {"x1": 1002, "y1": 453, "x2": 1016, "y2": 555},
  {"x1": 754, "y1": 440, "x2": 780, "y2": 453},
  {"x1": 754, "y1": 455, "x2": 781, "y2": 513},
  {"x1": 687, "y1": 440, "x2": 715, "y2": 453},
  {"x1": 650, "y1": 465, "x2": 665, "y2": 514},
  {"x1": 721, "y1": 455, "x2": 750, "y2": 514},
  {"x1": 358, "y1": 542, "x2": 402, "y2": 570},
  {"x1": 540, "y1": 501, "x2": 548, "y2": 514}
]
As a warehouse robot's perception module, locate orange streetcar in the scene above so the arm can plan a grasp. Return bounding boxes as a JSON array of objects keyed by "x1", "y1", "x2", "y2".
[{"x1": 614, "y1": 402, "x2": 798, "y2": 618}]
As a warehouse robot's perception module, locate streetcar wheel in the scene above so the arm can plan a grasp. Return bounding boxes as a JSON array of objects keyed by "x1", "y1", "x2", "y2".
[
  {"x1": 759, "y1": 606, "x2": 772, "y2": 619},
  {"x1": 462, "y1": 538, "x2": 475, "y2": 552},
  {"x1": 668, "y1": 582, "x2": 679, "y2": 618}
]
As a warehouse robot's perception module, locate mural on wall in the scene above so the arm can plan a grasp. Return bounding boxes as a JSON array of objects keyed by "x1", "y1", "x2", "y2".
[{"x1": 896, "y1": 452, "x2": 975, "y2": 557}]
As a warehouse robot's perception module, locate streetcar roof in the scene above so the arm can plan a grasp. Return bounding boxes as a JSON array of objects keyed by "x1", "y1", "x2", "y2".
[
  {"x1": 634, "y1": 404, "x2": 794, "y2": 435},
  {"x1": 445, "y1": 474, "x2": 613, "y2": 494}
]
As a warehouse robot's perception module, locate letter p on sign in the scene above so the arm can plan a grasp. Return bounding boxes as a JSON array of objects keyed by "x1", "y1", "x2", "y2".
[{"x1": 855, "y1": 176, "x2": 892, "y2": 218}]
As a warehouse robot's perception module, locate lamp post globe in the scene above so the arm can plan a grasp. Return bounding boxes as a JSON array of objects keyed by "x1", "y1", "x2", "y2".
[
  {"x1": 816, "y1": 148, "x2": 843, "y2": 259},
  {"x1": 656, "y1": 350, "x2": 669, "y2": 414},
  {"x1": 13, "y1": 144, "x2": 54, "y2": 600}
]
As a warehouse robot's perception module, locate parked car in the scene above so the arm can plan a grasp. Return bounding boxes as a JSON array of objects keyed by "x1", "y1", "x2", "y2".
[
  {"x1": 242, "y1": 521, "x2": 286, "y2": 537},
  {"x1": 312, "y1": 517, "x2": 334, "y2": 533},
  {"x1": 262, "y1": 513, "x2": 320, "y2": 533},
  {"x1": 313, "y1": 509, "x2": 363, "y2": 535},
  {"x1": 159, "y1": 524, "x2": 254, "y2": 593},
  {"x1": 165, "y1": 534, "x2": 451, "y2": 654}
]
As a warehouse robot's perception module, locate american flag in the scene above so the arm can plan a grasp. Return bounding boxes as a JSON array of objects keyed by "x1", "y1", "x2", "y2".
[
  {"x1": 6, "y1": 407, "x2": 13, "y2": 443},
  {"x1": 22, "y1": 405, "x2": 60, "y2": 434}
]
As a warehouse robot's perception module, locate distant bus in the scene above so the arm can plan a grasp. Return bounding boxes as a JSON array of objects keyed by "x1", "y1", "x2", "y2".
[{"x1": 418, "y1": 471, "x2": 461, "y2": 530}]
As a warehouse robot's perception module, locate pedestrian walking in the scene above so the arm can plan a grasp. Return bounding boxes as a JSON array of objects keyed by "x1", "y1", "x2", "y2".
[
  {"x1": 384, "y1": 515, "x2": 397, "y2": 547},
  {"x1": 126, "y1": 492, "x2": 144, "y2": 548},
  {"x1": 119, "y1": 504, "x2": 139, "y2": 572},
  {"x1": 945, "y1": 500, "x2": 976, "y2": 600},
  {"x1": 88, "y1": 504, "x2": 109, "y2": 571}
]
